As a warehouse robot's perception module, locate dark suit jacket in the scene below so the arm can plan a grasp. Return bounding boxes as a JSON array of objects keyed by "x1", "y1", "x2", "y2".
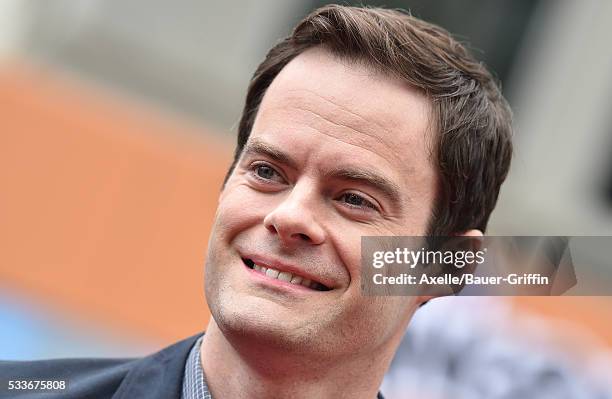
[
  {"x1": 1, "y1": 333, "x2": 386, "y2": 399},
  {"x1": 0, "y1": 333, "x2": 202, "y2": 399}
]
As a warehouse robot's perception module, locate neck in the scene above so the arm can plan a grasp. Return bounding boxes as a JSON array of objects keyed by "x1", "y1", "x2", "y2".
[{"x1": 200, "y1": 320, "x2": 396, "y2": 399}]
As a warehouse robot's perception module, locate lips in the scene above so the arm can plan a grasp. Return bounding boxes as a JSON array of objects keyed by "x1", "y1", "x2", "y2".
[{"x1": 242, "y1": 257, "x2": 331, "y2": 291}]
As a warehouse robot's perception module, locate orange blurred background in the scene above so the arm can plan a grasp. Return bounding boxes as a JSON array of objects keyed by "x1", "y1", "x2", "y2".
[{"x1": 0, "y1": 62, "x2": 229, "y2": 345}]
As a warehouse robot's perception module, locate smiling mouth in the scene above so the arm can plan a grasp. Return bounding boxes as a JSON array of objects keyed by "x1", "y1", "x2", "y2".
[{"x1": 242, "y1": 258, "x2": 331, "y2": 291}]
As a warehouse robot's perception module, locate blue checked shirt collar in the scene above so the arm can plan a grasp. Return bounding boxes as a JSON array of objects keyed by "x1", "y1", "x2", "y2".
[{"x1": 182, "y1": 336, "x2": 212, "y2": 399}]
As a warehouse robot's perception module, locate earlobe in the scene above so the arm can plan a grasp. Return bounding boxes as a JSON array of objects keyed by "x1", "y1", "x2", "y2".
[
  {"x1": 461, "y1": 229, "x2": 483, "y2": 237},
  {"x1": 417, "y1": 230, "x2": 485, "y2": 305},
  {"x1": 459, "y1": 229, "x2": 484, "y2": 252}
]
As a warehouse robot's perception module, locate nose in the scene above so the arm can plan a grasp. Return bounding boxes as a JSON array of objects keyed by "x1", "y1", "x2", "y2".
[{"x1": 263, "y1": 183, "x2": 326, "y2": 246}]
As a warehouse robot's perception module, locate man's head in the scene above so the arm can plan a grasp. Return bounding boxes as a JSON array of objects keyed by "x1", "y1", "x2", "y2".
[
  {"x1": 204, "y1": 5, "x2": 512, "y2": 365},
  {"x1": 228, "y1": 5, "x2": 513, "y2": 237}
]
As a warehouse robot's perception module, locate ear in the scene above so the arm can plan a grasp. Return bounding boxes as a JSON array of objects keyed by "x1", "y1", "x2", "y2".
[
  {"x1": 459, "y1": 228, "x2": 484, "y2": 252},
  {"x1": 461, "y1": 229, "x2": 483, "y2": 238},
  {"x1": 415, "y1": 229, "x2": 484, "y2": 307}
]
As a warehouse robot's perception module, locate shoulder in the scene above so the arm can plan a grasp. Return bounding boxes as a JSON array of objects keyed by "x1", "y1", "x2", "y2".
[
  {"x1": 0, "y1": 332, "x2": 204, "y2": 399},
  {"x1": 0, "y1": 357, "x2": 136, "y2": 399}
]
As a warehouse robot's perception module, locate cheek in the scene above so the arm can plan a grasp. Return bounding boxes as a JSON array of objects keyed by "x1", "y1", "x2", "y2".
[
  {"x1": 335, "y1": 295, "x2": 417, "y2": 353},
  {"x1": 206, "y1": 184, "x2": 263, "y2": 297},
  {"x1": 331, "y1": 231, "x2": 362, "y2": 285},
  {"x1": 214, "y1": 183, "x2": 265, "y2": 241},
  {"x1": 329, "y1": 221, "x2": 396, "y2": 286}
]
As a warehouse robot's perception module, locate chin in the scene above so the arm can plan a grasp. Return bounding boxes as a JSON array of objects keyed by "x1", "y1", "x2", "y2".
[{"x1": 211, "y1": 291, "x2": 326, "y2": 354}]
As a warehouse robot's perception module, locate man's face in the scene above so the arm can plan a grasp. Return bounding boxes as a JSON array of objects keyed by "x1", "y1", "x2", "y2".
[{"x1": 205, "y1": 48, "x2": 437, "y2": 359}]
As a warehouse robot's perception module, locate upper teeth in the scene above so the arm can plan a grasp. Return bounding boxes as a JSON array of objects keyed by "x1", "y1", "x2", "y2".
[{"x1": 253, "y1": 264, "x2": 320, "y2": 289}]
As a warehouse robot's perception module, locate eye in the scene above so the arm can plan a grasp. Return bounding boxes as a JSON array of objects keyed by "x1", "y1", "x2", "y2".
[
  {"x1": 256, "y1": 165, "x2": 276, "y2": 179},
  {"x1": 250, "y1": 162, "x2": 286, "y2": 184},
  {"x1": 338, "y1": 192, "x2": 378, "y2": 211}
]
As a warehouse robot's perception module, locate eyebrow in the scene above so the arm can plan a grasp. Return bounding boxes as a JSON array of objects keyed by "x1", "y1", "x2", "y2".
[
  {"x1": 243, "y1": 139, "x2": 299, "y2": 170},
  {"x1": 324, "y1": 167, "x2": 403, "y2": 208},
  {"x1": 243, "y1": 138, "x2": 403, "y2": 208}
]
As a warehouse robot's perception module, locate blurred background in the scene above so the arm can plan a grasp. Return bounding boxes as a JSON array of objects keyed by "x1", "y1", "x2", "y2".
[{"x1": 1, "y1": 0, "x2": 612, "y2": 397}]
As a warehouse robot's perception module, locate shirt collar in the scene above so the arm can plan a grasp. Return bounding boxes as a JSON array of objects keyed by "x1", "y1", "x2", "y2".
[{"x1": 182, "y1": 336, "x2": 212, "y2": 399}]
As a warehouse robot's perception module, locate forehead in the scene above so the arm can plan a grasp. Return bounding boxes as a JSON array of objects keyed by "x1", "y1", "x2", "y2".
[{"x1": 250, "y1": 47, "x2": 436, "y2": 197}]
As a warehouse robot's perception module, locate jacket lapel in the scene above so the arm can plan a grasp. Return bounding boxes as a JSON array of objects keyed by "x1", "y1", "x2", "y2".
[{"x1": 112, "y1": 333, "x2": 203, "y2": 399}]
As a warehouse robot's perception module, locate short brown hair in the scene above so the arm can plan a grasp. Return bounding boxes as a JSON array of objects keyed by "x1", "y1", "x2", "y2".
[{"x1": 225, "y1": 4, "x2": 513, "y2": 236}]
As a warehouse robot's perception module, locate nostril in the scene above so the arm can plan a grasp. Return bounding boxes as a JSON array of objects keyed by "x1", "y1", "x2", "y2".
[{"x1": 298, "y1": 233, "x2": 309, "y2": 241}]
